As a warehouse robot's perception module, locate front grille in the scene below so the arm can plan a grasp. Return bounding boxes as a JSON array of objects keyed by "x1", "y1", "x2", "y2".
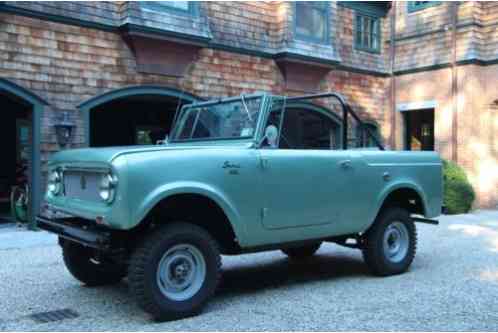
[{"x1": 63, "y1": 170, "x2": 101, "y2": 202}]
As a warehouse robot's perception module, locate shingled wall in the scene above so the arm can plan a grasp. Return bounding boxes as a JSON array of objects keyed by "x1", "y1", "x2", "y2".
[{"x1": 0, "y1": 1, "x2": 496, "y2": 208}]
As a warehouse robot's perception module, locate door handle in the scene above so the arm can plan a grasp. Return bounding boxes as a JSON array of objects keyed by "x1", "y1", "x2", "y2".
[{"x1": 339, "y1": 159, "x2": 352, "y2": 169}]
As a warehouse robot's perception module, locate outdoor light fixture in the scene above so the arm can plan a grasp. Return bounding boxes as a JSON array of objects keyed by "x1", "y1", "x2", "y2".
[{"x1": 55, "y1": 111, "x2": 75, "y2": 147}]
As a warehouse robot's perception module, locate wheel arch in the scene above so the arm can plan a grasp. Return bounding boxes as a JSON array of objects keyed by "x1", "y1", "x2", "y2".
[
  {"x1": 133, "y1": 182, "x2": 244, "y2": 253},
  {"x1": 368, "y1": 182, "x2": 428, "y2": 230}
]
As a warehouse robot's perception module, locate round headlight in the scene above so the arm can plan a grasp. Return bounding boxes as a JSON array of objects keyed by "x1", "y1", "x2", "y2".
[
  {"x1": 99, "y1": 173, "x2": 117, "y2": 203},
  {"x1": 47, "y1": 170, "x2": 62, "y2": 195}
]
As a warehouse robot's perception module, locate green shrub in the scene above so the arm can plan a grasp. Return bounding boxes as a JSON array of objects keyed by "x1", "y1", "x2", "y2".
[{"x1": 443, "y1": 160, "x2": 476, "y2": 214}]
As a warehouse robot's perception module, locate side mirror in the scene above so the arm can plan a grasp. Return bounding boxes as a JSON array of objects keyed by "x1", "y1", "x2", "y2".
[{"x1": 263, "y1": 125, "x2": 278, "y2": 148}]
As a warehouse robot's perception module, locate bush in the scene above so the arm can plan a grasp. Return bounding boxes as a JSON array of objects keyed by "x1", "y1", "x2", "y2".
[{"x1": 443, "y1": 160, "x2": 476, "y2": 214}]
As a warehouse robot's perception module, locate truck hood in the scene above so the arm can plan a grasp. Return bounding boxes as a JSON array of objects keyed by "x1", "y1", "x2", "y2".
[{"x1": 49, "y1": 142, "x2": 253, "y2": 164}]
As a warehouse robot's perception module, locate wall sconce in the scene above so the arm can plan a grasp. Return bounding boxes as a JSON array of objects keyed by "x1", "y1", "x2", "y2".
[{"x1": 55, "y1": 112, "x2": 75, "y2": 147}]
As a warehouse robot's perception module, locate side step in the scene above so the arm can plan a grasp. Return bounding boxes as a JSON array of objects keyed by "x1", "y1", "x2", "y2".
[{"x1": 411, "y1": 216, "x2": 439, "y2": 225}]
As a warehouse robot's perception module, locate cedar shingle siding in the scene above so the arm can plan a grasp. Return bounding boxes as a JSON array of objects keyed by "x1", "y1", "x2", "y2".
[{"x1": 0, "y1": 1, "x2": 496, "y2": 212}]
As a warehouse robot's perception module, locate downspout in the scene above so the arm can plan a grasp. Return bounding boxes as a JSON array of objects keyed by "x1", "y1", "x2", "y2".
[
  {"x1": 389, "y1": 1, "x2": 397, "y2": 149},
  {"x1": 451, "y1": 2, "x2": 458, "y2": 161}
]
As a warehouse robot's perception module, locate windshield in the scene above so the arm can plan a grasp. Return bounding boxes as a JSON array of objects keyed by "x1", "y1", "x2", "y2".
[{"x1": 171, "y1": 96, "x2": 263, "y2": 142}]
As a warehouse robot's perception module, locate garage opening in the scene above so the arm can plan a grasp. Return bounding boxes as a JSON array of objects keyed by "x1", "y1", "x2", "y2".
[
  {"x1": 90, "y1": 93, "x2": 196, "y2": 147},
  {"x1": 0, "y1": 93, "x2": 32, "y2": 223}
]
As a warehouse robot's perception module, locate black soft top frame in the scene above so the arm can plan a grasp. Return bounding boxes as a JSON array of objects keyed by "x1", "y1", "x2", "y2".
[{"x1": 286, "y1": 92, "x2": 385, "y2": 151}]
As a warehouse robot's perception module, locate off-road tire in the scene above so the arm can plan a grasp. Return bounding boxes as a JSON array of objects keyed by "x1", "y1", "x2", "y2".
[
  {"x1": 128, "y1": 223, "x2": 221, "y2": 321},
  {"x1": 362, "y1": 207, "x2": 417, "y2": 276},
  {"x1": 281, "y1": 242, "x2": 322, "y2": 259},
  {"x1": 62, "y1": 240, "x2": 126, "y2": 286}
]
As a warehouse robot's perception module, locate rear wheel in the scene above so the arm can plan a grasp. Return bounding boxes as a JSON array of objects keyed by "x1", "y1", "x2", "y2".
[
  {"x1": 62, "y1": 241, "x2": 126, "y2": 286},
  {"x1": 128, "y1": 223, "x2": 221, "y2": 321},
  {"x1": 281, "y1": 242, "x2": 321, "y2": 259},
  {"x1": 362, "y1": 207, "x2": 417, "y2": 276}
]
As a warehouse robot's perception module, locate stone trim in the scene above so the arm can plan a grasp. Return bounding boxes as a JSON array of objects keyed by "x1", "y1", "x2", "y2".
[
  {"x1": 397, "y1": 100, "x2": 437, "y2": 112},
  {"x1": 394, "y1": 58, "x2": 498, "y2": 76}
]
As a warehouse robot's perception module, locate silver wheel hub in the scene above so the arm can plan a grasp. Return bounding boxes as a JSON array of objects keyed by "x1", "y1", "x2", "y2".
[
  {"x1": 383, "y1": 221, "x2": 409, "y2": 263},
  {"x1": 156, "y1": 244, "x2": 206, "y2": 301}
]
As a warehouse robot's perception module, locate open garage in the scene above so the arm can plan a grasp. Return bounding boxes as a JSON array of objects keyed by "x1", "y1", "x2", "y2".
[{"x1": 80, "y1": 86, "x2": 200, "y2": 148}]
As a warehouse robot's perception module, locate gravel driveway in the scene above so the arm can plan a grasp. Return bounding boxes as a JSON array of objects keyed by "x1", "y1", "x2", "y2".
[{"x1": 1, "y1": 210, "x2": 498, "y2": 331}]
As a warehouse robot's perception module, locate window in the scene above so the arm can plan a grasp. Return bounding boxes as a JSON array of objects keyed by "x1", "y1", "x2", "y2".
[
  {"x1": 172, "y1": 97, "x2": 262, "y2": 142},
  {"x1": 140, "y1": 1, "x2": 196, "y2": 16},
  {"x1": 407, "y1": 1, "x2": 441, "y2": 13},
  {"x1": 295, "y1": 2, "x2": 329, "y2": 44},
  {"x1": 355, "y1": 13, "x2": 381, "y2": 53}
]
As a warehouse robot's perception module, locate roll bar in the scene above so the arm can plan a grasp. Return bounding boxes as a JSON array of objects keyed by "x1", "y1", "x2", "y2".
[{"x1": 286, "y1": 92, "x2": 385, "y2": 150}]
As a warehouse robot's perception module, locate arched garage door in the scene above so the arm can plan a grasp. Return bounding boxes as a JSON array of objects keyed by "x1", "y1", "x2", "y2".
[
  {"x1": 78, "y1": 86, "x2": 199, "y2": 147},
  {"x1": 0, "y1": 78, "x2": 45, "y2": 226}
]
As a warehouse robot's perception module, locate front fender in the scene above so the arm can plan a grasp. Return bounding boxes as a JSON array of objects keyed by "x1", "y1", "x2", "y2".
[{"x1": 132, "y1": 181, "x2": 244, "y2": 241}]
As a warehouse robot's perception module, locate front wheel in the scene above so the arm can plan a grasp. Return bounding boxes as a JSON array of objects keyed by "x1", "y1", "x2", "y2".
[
  {"x1": 128, "y1": 223, "x2": 221, "y2": 321},
  {"x1": 62, "y1": 241, "x2": 126, "y2": 286},
  {"x1": 362, "y1": 207, "x2": 417, "y2": 276}
]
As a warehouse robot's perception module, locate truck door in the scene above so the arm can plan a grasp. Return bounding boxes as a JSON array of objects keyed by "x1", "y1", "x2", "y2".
[{"x1": 259, "y1": 106, "x2": 357, "y2": 230}]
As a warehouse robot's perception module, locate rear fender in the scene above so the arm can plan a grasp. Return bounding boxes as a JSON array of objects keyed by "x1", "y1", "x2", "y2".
[{"x1": 365, "y1": 181, "x2": 428, "y2": 230}]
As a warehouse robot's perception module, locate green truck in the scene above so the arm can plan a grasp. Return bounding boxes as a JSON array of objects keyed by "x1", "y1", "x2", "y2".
[{"x1": 37, "y1": 92, "x2": 442, "y2": 321}]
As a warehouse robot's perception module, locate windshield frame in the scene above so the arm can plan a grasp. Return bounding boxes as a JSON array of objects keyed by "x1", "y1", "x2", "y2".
[{"x1": 169, "y1": 93, "x2": 269, "y2": 143}]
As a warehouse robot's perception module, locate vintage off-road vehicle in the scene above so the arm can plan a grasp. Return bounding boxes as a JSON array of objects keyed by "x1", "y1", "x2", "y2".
[{"x1": 38, "y1": 92, "x2": 442, "y2": 321}]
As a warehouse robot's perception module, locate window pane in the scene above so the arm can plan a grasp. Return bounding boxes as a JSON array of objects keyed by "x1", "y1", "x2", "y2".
[
  {"x1": 173, "y1": 97, "x2": 262, "y2": 141},
  {"x1": 372, "y1": 35, "x2": 378, "y2": 50},
  {"x1": 141, "y1": 1, "x2": 191, "y2": 13},
  {"x1": 177, "y1": 109, "x2": 198, "y2": 139},
  {"x1": 164, "y1": 1, "x2": 190, "y2": 10},
  {"x1": 370, "y1": 19, "x2": 376, "y2": 49},
  {"x1": 409, "y1": 1, "x2": 441, "y2": 12},
  {"x1": 363, "y1": 17, "x2": 370, "y2": 48},
  {"x1": 296, "y1": 2, "x2": 327, "y2": 42},
  {"x1": 356, "y1": 13, "x2": 380, "y2": 51},
  {"x1": 356, "y1": 16, "x2": 363, "y2": 45}
]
